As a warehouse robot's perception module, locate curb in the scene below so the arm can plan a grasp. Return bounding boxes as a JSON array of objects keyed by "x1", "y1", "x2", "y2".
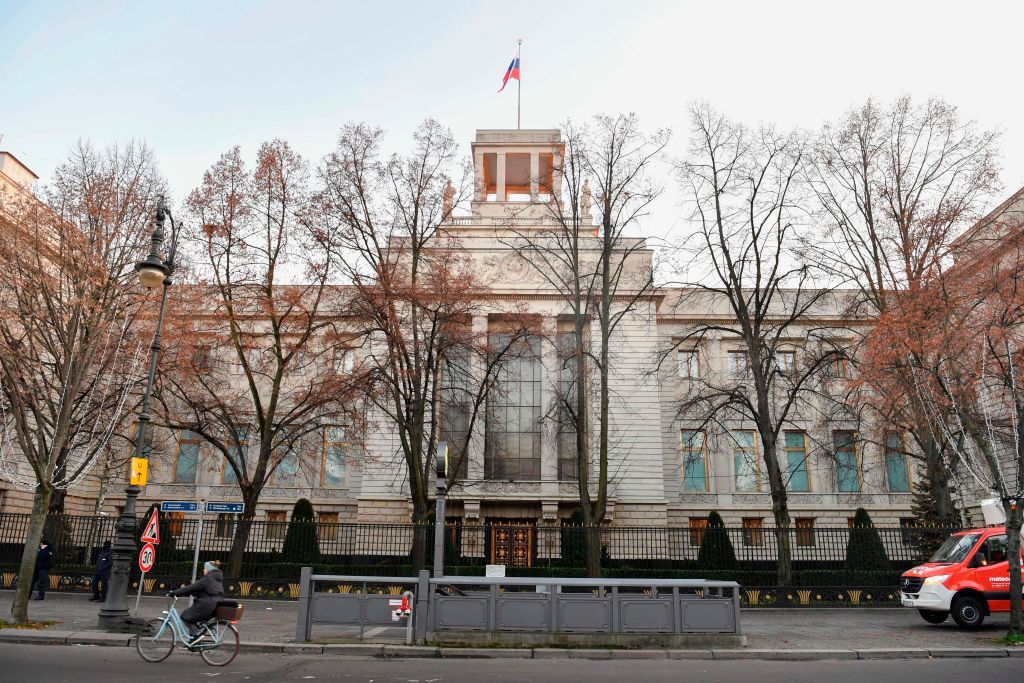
[{"x1": 0, "y1": 631, "x2": 1019, "y2": 660}]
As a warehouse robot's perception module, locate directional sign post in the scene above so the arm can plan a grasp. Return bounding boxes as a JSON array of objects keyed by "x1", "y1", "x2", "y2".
[
  {"x1": 205, "y1": 502, "x2": 245, "y2": 514},
  {"x1": 160, "y1": 501, "x2": 198, "y2": 513},
  {"x1": 133, "y1": 542, "x2": 157, "y2": 616}
]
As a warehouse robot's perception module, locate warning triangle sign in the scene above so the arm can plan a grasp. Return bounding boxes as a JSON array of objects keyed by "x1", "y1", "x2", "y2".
[{"x1": 140, "y1": 507, "x2": 160, "y2": 545}]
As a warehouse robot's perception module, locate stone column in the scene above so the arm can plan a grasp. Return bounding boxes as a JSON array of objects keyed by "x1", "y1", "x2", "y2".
[
  {"x1": 529, "y1": 153, "x2": 540, "y2": 200},
  {"x1": 468, "y1": 314, "x2": 488, "y2": 481},
  {"x1": 474, "y1": 152, "x2": 485, "y2": 201},
  {"x1": 496, "y1": 152, "x2": 506, "y2": 201},
  {"x1": 540, "y1": 316, "x2": 559, "y2": 499}
]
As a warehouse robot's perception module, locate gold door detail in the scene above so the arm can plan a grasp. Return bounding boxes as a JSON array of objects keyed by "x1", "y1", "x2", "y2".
[{"x1": 490, "y1": 525, "x2": 534, "y2": 567}]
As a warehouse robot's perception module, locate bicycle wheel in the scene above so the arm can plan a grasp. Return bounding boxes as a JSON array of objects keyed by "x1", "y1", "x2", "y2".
[
  {"x1": 135, "y1": 618, "x2": 176, "y2": 663},
  {"x1": 200, "y1": 621, "x2": 239, "y2": 667}
]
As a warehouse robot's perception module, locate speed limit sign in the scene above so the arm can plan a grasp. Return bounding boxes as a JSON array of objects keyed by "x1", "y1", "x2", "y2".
[{"x1": 138, "y1": 542, "x2": 156, "y2": 573}]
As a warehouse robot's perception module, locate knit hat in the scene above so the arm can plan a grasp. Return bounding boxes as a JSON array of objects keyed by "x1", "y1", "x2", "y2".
[{"x1": 204, "y1": 561, "x2": 218, "y2": 572}]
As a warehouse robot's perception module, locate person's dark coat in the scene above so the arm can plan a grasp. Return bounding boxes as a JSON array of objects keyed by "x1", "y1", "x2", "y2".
[
  {"x1": 35, "y1": 546, "x2": 53, "y2": 572},
  {"x1": 171, "y1": 569, "x2": 224, "y2": 623},
  {"x1": 94, "y1": 546, "x2": 113, "y2": 576}
]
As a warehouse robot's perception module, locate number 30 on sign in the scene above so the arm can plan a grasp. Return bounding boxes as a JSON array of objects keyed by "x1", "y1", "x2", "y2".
[{"x1": 138, "y1": 542, "x2": 156, "y2": 573}]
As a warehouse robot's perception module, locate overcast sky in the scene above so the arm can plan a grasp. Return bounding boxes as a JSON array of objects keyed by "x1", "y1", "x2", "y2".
[{"x1": 2, "y1": 0, "x2": 1021, "y2": 241}]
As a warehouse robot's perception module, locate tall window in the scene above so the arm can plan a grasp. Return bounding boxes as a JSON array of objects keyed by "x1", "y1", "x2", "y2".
[
  {"x1": 322, "y1": 427, "x2": 347, "y2": 487},
  {"x1": 783, "y1": 430, "x2": 810, "y2": 492},
  {"x1": 272, "y1": 434, "x2": 299, "y2": 486},
  {"x1": 222, "y1": 428, "x2": 248, "y2": 485},
  {"x1": 776, "y1": 350, "x2": 796, "y2": 376},
  {"x1": 557, "y1": 328, "x2": 585, "y2": 481},
  {"x1": 681, "y1": 430, "x2": 708, "y2": 492},
  {"x1": 440, "y1": 349, "x2": 471, "y2": 480},
  {"x1": 732, "y1": 430, "x2": 760, "y2": 492},
  {"x1": 333, "y1": 347, "x2": 354, "y2": 374},
  {"x1": 728, "y1": 351, "x2": 750, "y2": 378},
  {"x1": 885, "y1": 432, "x2": 911, "y2": 492},
  {"x1": 174, "y1": 430, "x2": 200, "y2": 484},
  {"x1": 826, "y1": 355, "x2": 848, "y2": 379},
  {"x1": 833, "y1": 430, "x2": 860, "y2": 492},
  {"x1": 678, "y1": 350, "x2": 699, "y2": 379},
  {"x1": 485, "y1": 334, "x2": 542, "y2": 480},
  {"x1": 742, "y1": 518, "x2": 764, "y2": 546}
]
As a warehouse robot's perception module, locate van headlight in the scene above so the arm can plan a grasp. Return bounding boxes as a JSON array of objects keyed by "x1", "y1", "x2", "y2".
[{"x1": 923, "y1": 575, "x2": 949, "y2": 586}]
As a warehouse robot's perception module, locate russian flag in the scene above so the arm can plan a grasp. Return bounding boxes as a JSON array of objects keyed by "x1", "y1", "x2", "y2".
[{"x1": 498, "y1": 56, "x2": 520, "y2": 93}]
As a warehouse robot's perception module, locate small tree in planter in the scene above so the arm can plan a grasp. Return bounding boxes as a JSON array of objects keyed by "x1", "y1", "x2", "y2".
[
  {"x1": 282, "y1": 499, "x2": 319, "y2": 567},
  {"x1": 845, "y1": 508, "x2": 890, "y2": 579},
  {"x1": 697, "y1": 511, "x2": 739, "y2": 571}
]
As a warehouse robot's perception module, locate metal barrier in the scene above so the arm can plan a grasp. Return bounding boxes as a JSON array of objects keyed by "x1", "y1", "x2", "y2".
[
  {"x1": 295, "y1": 569, "x2": 741, "y2": 644},
  {"x1": 294, "y1": 569, "x2": 420, "y2": 642}
]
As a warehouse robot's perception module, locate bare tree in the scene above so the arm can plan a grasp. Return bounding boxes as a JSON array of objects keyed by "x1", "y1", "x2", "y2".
[
  {"x1": 499, "y1": 114, "x2": 667, "y2": 576},
  {"x1": 895, "y1": 235, "x2": 1024, "y2": 635},
  {"x1": 317, "y1": 120, "x2": 532, "y2": 570},
  {"x1": 154, "y1": 141, "x2": 363, "y2": 577},
  {"x1": 807, "y1": 96, "x2": 1001, "y2": 525},
  {"x1": 0, "y1": 141, "x2": 163, "y2": 623},
  {"x1": 670, "y1": 104, "x2": 845, "y2": 587}
]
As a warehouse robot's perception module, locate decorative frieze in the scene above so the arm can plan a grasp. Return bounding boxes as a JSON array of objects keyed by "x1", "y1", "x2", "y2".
[
  {"x1": 732, "y1": 494, "x2": 772, "y2": 505},
  {"x1": 679, "y1": 494, "x2": 718, "y2": 505}
]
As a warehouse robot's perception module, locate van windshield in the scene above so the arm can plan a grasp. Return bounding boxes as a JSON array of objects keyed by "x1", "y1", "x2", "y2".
[{"x1": 929, "y1": 533, "x2": 982, "y2": 564}]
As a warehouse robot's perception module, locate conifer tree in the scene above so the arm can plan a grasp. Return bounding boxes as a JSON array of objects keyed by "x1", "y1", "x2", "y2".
[
  {"x1": 697, "y1": 511, "x2": 739, "y2": 570},
  {"x1": 282, "y1": 499, "x2": 319, "y2": 565},
  {"x1": 845, "y1": 508, "x2": 890, "y2": 573}
]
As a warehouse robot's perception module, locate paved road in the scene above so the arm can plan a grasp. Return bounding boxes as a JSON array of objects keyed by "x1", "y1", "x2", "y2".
[{"x1": 0, "y1": 644, "x2": 1020, "y2": 682}]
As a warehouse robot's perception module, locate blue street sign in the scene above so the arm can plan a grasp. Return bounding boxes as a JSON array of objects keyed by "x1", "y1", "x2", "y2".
[
  {"x1": 205, "y1": 502, "x2": 245, "y2": 514},
  {"x1": 160, "y1": 501, "x2": 199, "y2": 512}
]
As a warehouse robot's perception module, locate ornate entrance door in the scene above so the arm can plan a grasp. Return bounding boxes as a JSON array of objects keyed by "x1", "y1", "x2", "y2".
[{"x1": 489, "y1": 522, "x2": 535, "y2": 567}]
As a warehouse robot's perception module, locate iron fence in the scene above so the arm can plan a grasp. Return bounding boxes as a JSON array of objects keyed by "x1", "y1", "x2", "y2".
[{"x1": 0, "y1": 513, "x2": 960, "y2": 598}]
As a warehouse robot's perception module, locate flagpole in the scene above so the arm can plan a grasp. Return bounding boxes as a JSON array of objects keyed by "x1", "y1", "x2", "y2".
[{"x1": 516, "y1": 38, "x2": 522, "y2": 130}]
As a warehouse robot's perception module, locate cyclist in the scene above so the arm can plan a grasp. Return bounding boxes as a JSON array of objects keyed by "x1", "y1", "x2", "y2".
[{"x1": 169, "y1": 560, "x2": 224, "y2": 645}]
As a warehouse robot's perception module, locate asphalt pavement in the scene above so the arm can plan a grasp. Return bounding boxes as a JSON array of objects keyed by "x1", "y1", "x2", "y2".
[{"x1": 0, "y1": 643, "x2": 1020, "y2": 682}]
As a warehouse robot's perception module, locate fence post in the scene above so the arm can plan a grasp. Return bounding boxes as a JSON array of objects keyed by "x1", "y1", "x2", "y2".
[
  {"x1": 414, "y1": 569, "x2": 429, "y2": 643},
  {"x1": 295, "y1": 566, "x2": 312, "y2": 642}
]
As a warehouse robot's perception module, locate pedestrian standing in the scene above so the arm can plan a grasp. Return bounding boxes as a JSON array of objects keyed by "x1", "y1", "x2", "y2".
[
  {"x1": 89, "y1": 540, "x2": 113, "y2": 602},
  {"x1": 30, "y1": 539, "x2": 53, "y2": 600}
]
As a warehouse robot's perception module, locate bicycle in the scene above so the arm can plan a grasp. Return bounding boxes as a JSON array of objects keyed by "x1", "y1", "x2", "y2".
[{"x1": 135, "y1": 595, "x2": 242, "y2": 666}]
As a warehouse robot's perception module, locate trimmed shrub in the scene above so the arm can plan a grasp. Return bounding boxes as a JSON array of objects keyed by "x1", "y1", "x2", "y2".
[
  {"x1": 697, "y1": 511, "x2": 739, "y2": 570},
  {"x1": 282, "y1": 499, "x2": 319, "y2": 565},
  {"x1": 845, "y1": 508, "x2": 890, "y2": 572}
]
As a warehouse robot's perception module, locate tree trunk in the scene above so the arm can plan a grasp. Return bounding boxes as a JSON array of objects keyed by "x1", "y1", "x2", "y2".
[
  {"x1": 1006, "y1": 502, "x2": 1023, "y2": 636},
  {"x1": 10, "y1": 485, "x2": 53, "y2": 624},
  {"x1": 760, "y1": 431, "x2": 793, "y2": 587},
  {"x1": 584, "y1": 523, "x2": 602, "y2": 578},
  {"x1": 922, "y1": 433, "x2": 958, "y2": 526},
  {"x1": 226, "y1": 506, "x2": 256, "y2": 579},
  {"x1": 411, "y1": 507, "x2": 429, "y2": 574}
]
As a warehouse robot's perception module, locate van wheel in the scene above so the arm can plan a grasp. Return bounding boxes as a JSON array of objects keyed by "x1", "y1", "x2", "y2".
[
  {"x1": 918, "y1": 609, "x2": 948, "y2": 624},
  {"x1": 951, "y1": 595, "x2": 985, "y2": 629}
]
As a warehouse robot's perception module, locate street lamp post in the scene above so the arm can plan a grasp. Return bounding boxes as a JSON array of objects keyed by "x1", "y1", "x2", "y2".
[{"x1": 98, "y1": 196, "x2": 179, "y2": 631}]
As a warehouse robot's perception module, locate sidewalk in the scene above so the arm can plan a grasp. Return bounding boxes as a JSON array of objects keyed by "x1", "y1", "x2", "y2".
[{"x1": 1, "y1": 591, "x2": 1021, "y2": 660}]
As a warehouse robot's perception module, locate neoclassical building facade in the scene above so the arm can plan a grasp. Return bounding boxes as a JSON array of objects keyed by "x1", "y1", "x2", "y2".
[{"x1": 1, "y1": 130, "x2": 932, "y2": 543}]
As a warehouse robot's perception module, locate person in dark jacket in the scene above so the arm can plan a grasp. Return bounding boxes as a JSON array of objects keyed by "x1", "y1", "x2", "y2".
[
  {"x1": 30, "y1": 539, "x2": 53, "y2": 600},
  {"x1": 90, "y1": 541, "x2": 113, "y2": 602},
  {"x1": 170, "y1": 561, "x2": 224, "y2": 643}
]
